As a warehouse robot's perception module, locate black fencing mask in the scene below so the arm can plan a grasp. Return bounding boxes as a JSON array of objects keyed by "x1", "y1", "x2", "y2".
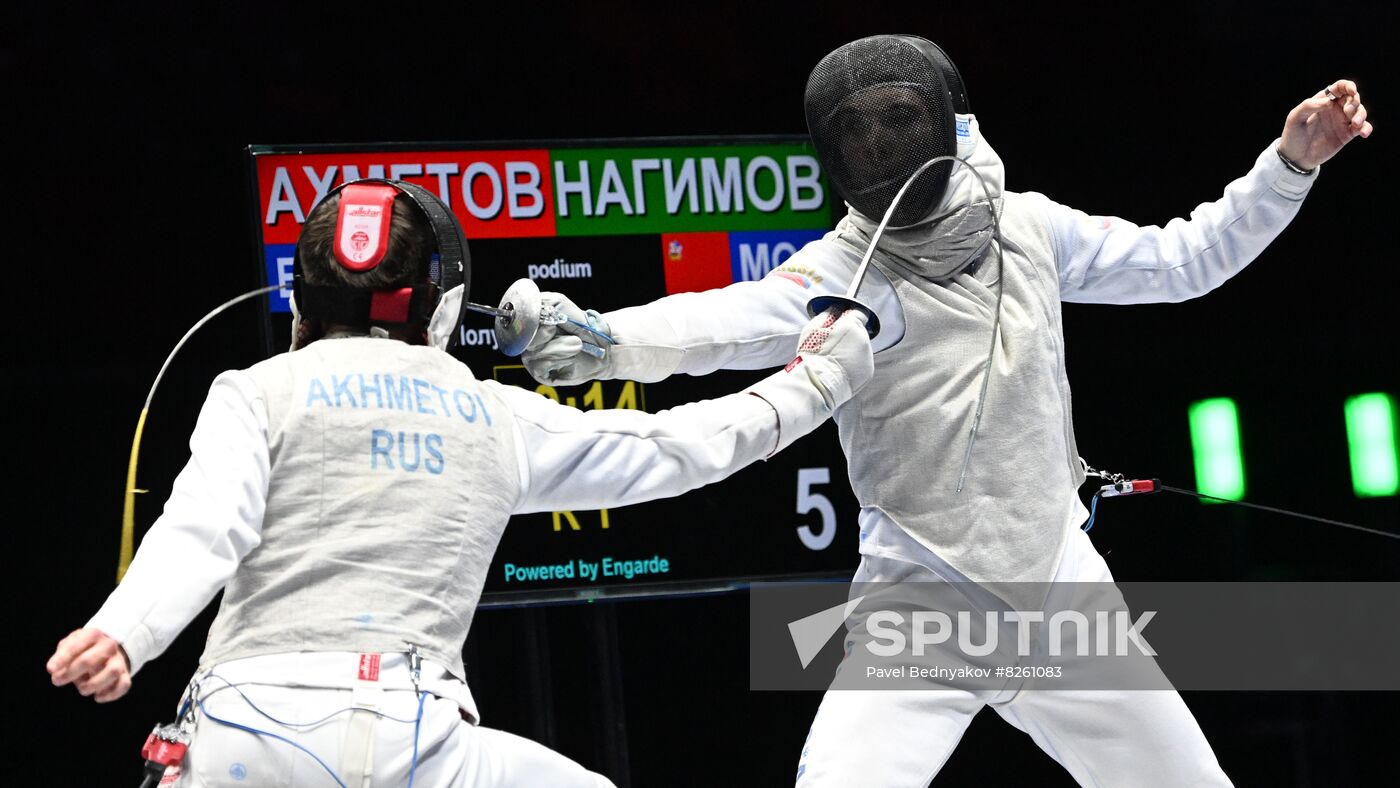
[{"x1": 805, "y1": 35, "x2": 970, "y2": 227}]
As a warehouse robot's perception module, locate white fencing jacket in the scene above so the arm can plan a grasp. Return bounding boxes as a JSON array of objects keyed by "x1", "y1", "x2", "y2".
[
  {"x1": 603, "y1": 118, "x2": 1316, "y2": 587},
  {"x1": 89, "y1": 336, "x2": 835, "y2": 721}
]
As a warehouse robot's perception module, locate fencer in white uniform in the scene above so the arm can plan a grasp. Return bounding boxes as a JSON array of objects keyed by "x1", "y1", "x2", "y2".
[
  {"x1": 46, "y1": 180, "x2": 874, "y2": 787},
  {"x1": 520, "y1": 36, "x2": 1372, "y2": 787}
]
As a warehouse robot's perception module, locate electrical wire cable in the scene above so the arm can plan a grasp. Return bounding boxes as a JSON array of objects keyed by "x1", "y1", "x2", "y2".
[
  {"x1": 118, "y1": 283, "x2": 286, "y2": 581},
  {"x1": 842, "y1": 153, "x2": 1003, "y2": 494},
  {"x1": 197, "y1": 698, "x2": 349, "y2": 788},
  {"x1": 407, "y1": 691, "x2": 427, "y2": 788},
  {"x1": 198, "y1": 673, "x2": 425, "y2": 726},
  {"x1": 1081, "y1": 492, "x2": 1102, "y2": 532},
  {"x1": 1157, "y1": 484, "x2": 1399, "y2": 541}
]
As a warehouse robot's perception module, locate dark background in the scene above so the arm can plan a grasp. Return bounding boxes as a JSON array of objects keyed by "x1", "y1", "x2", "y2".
[{"x1": 11, "y1": 1, "x2": 1397, "y2": 785}]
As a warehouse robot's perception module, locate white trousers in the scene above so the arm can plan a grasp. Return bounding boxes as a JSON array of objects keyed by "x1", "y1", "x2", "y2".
[
  {"x1": 169, "y1": 676, "x2": 612, "y2": 787},
  {"x1": 794, "y1": 527, "x2": 1233, "y2": 787}
]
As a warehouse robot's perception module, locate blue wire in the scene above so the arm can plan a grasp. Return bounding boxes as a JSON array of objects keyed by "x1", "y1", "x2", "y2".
[
  {"x1": 407, "y1": 691, "x2": 427, "y2": 788},
  {"x1": 1082, "y1": 492, "x2": 1101, "y2": 532},
  {"x1": 565, "y1": 318, "x2": 616, "y2": 345},
  {"x1": 200, "y1": 673, "x2": 422, "y2": 726},
  {"x1": 198, "y1": 698, "x2": 348, "y2": 788},
  {"x1": 191, "y1": 673, "x2": 429, "y2": 785}
]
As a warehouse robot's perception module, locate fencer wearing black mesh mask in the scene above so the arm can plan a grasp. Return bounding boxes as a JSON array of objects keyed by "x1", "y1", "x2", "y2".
[
  {"x1": 805, "y1": 35, "x2": 968, "y2": 228},
  {"x1": 520, "y1": 38, "x2": 1370, "y2": 784}
]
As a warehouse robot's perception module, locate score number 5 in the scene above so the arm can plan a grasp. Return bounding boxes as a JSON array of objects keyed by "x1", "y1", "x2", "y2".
[{"x1": 796, "y1": 467, "x2": 837, "y2": 551}]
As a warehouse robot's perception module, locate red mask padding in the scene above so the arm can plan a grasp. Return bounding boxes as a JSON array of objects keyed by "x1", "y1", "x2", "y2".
[
  {"x1": 334, "y1": 184, "x2": 398, "y2": 271},
  {"x1": 369, "y1": 288, "x2": 413, "y2": 323}
]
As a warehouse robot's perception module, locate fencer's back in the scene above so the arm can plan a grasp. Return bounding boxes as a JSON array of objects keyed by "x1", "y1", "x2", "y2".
[{"x1": 200, "y1": 338, "x2": 520, "y2": 678}]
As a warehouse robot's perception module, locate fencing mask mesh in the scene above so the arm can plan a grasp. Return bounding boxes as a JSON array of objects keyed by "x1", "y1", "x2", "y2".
[{"x1": 805, "y1": 35, "x2": 967, "y2": 227}]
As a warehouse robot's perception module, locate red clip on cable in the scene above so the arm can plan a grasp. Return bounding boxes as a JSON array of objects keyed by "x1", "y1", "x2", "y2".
[
  {"x1": 1097, "y1": 479, "x2": 1160, "y2": 498},
  {"x1": 138, "y1": 723, "x2": 188, "y2": 787}
]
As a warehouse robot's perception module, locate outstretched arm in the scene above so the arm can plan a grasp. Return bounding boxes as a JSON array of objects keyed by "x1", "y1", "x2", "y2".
[
  {"x1": 522, "y1": 238, "x2": 892, "y2": 384},
  {"x1": 508, "y1": 308, "x2": 873, "y2": 513},
  {"x1": 1053, "y1": 79, "x2": 1371, "y2": 304}
]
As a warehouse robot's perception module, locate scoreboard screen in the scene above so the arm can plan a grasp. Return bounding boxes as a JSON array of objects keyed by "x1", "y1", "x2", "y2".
[{"x1": 247, "y1": 137, "x2": 863, "y2": 604}]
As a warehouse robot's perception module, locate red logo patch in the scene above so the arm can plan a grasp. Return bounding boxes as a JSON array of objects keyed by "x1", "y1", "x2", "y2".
[
  {"x1": 358, "y1": 653, "x2": 381, "y2": 682},
  {"x1": 785, "y1": 356, "x2": 803, "y2": 372}
]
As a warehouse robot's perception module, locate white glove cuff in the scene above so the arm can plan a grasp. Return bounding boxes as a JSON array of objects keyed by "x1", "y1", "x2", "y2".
[
  {"x1": 744, "y1": 362, "x2": 834, "y2": 457},
  {"x1": 604, "y1": 307, "x2": 687, "y2": 381},
  {"x1": 606, "y1": 345, "x2": 687, "y2": 382}
]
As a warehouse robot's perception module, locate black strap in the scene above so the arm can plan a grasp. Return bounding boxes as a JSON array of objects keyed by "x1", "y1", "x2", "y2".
[
  {"x1": 298, "y1": 282, "x2": 440, "y2": 328},
  {"x1": 390, "y1": 181, "x2": 470, "y2": 297}
]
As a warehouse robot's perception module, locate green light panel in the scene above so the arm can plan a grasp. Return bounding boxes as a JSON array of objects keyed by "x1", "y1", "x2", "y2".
[
  {"x1": 1189, "y1": 398, "x2": 1245, "y2": 502},
  {"x1": 1345, "y1": 393, "x2": 1398, "y2": 498}
]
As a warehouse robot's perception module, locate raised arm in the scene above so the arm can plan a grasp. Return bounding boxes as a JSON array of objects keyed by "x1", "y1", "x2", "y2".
[{"x1": 1054, "y1": 79, "x2": 1371, "y2": 304}]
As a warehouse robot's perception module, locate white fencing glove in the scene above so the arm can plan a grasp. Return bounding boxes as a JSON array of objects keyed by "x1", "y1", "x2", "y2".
[
  {"x1": 745, "y1": 307, "x2": 874, "y2": 455},
  {"x1": 522, "y1": 292, "x2": 686, "y2": 386},
  {"x1": 789, "y1": 307, "x2": 875, "y2": 409},
  {"x1": 521, "y1": 292, "x2": 614, "y2": 385}
]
